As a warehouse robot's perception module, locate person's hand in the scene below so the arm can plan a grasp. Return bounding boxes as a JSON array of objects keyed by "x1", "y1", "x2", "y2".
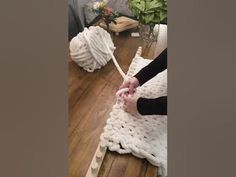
[
  {"x1": 123, "y1": 94, "x2": 139, "y2": 115},
  {"x1": 119, "y1": 77, "x2": 140, "y2": 95}
]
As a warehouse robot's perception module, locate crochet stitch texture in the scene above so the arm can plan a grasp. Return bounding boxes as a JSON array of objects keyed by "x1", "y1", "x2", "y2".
[{"x1": 100, "y1": 55, "x2": 167, "y2": 176}]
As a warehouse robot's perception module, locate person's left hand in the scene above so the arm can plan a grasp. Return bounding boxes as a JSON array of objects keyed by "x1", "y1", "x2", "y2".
[{"x1": 122, "y1": 94, "x2": 139, "y2": 115}]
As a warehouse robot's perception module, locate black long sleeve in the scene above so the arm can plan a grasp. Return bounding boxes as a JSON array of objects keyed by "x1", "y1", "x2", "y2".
[
  {"x1": 134, "y1": 48, "x2": 167, "y2": 115},
  {"x1": 137, "y1": 96, "x2": 167, "y2": 115},
  {"x1": 134, "y1": 48, "x2": 167, "y2": 86}
]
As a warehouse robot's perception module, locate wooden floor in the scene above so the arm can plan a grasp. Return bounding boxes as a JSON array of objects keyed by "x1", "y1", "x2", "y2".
[{"x1": 68, "y1": 30, "x2": 164, "y2": 177}]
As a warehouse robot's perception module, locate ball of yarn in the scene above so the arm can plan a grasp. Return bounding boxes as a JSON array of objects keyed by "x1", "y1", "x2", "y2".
[{"x1": 69, "y1": 26, "x2": 116, "y2": 72}]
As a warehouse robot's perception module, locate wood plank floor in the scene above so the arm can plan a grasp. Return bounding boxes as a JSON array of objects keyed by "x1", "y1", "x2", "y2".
[{"x1": 68, "y1": 30, "x2": 163, "y2": 177}]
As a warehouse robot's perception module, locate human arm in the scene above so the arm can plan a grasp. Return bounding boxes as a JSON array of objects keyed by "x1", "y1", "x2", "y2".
[
  {"x1": 134, "y1": 48, "x2": 167, "y2": 86},
  {"x1": 119, "y1": 48, "x2": 167, "y2": 94},
  {"x1": 123, "y1": 95, "x2": 167, "y2": 115}
]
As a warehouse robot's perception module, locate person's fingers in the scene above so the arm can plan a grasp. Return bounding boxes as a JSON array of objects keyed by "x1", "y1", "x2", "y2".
[
  {"x1": 123, "y1": 95, "x2": 131, "y2": 107},
  {"x1": 129, "y1": 84, "x2": 135, "y2": 94},
  {"x1": 122, "y1": 94, "x2": 128, "y2": 101},
  {"x1": 120, "y1": 80, "x2": 131, "y2": 89},
  {"x1": 124, "y1": 94, "x2": 133, "y2": 100},
  {"x1": 122, "y1": 92, "x2": 129, "y2": 97},
  {"x1": 127, "y1": 94, "x2": 133, "y2": 99}
]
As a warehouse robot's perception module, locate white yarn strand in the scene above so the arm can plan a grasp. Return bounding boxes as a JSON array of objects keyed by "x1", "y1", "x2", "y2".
[{"x1": 105, "y1": 43, "x2": 126, "y2": 79}]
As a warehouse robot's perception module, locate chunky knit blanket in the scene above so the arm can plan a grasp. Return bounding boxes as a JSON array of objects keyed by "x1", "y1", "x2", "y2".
[{"x1": 100, "y1": 55, "x2": 167, "y2": 176}]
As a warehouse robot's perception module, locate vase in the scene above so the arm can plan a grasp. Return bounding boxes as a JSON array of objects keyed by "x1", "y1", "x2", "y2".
[
  {"x1": 105, "y1": 20, "x2": 111, "y2": 33},
  {"x1": 104, "y1": 20, "x2": 114, "y2": 40},
  {"x1": 138, "y1": 23, "x2": 160, "y2": 43}
]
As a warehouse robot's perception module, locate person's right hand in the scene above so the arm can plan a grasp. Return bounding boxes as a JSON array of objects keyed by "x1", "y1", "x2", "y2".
[{"x1": 119, "y1": 77, "x2": 140, "y2": 95}]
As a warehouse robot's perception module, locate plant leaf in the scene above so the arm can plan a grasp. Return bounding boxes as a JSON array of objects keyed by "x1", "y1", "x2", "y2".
[{"x1": 146, "y1": 1, "x2": 162, "y2": 11}]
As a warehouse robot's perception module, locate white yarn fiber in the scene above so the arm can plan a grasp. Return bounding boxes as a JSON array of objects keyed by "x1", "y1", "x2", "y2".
[
  {"x1": 100, "y1": 56, "x2": 168, "y2": 177},
  {"x1": 69, "y1": 26, "x2": 116, "y2": 73}
]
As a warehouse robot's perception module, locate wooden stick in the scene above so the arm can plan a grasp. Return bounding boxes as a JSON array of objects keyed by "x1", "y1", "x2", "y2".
[
  {"x1": 135, "y1": 46, "x2": 143, "y2": 57},
  {"x1": 85, "y1": 47, "x2": 143, "y2": 177},
  {"x1": 85, "y1": 142, "x2": 107, "y2": 177}
]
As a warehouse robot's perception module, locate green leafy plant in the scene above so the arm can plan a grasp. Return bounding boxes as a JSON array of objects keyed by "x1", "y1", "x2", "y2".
[{"x1": 128, "y1": 0, "x2": 167, "y2": 26}]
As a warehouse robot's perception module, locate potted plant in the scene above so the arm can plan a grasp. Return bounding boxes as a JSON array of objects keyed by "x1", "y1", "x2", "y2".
[{"x1": 127, "y1": 0, "x2": 167, "y2": 43}]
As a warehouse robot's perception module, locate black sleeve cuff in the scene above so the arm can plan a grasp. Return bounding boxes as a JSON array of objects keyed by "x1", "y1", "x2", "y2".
[{"x1": 137, "y1": 96, "x2": 167, "y2": 115}]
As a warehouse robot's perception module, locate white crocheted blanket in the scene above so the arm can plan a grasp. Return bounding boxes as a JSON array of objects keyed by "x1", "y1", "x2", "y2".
[{"x1": 100, "y1": 55, "x2": 167, "y2": 176}]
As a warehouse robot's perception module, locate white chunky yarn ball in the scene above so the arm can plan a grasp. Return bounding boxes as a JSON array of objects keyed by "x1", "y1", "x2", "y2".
[{"x1": 69, "y1": 26, "x2": 116, "y2": 72}]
